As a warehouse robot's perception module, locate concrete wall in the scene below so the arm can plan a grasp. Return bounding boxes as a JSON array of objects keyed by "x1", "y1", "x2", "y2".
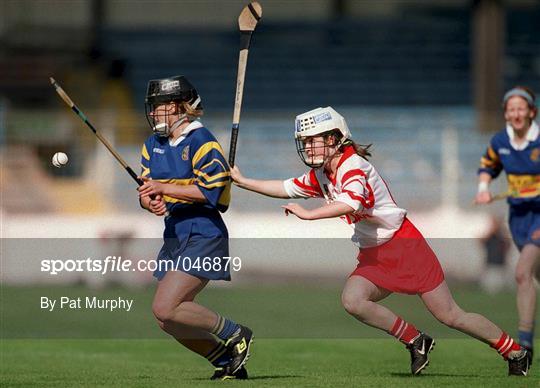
[{"x1": 1, "y1": 207, "x2": 517, "y2": 286}]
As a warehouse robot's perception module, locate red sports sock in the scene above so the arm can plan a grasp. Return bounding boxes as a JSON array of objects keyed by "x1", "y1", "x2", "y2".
[
  {"x1": 389, "y1": 317, "x2": 420, "y2": 344},
  {"x1": 491, "y1": 332, "x2": 521, "y2": 359}
]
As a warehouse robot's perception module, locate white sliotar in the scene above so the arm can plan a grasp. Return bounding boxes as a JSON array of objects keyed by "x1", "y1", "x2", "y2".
[{"x1": 52, "y1": 152, "x2": 69, "y2": 168}]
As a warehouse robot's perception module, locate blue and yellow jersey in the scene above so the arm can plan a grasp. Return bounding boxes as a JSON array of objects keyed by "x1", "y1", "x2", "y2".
[
  {"x1": 478, "y1": 121, "x2": 540, "y2": 207},
  {"x1": 140, "y1": 121, "x2": 231, "y2": 214}
]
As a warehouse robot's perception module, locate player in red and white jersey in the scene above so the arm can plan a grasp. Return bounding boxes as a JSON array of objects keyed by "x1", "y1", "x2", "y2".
[
  {"x1": 231, "y1": 106, "x2": 530, "y2": 376},
  {"x1": 284, "y1": 138, "x2": 406, "y2": 248}
]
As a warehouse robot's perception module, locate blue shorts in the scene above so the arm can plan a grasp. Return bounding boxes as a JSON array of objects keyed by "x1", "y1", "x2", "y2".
[
  {"x1": 153, "y1": 212, "x2": 231, "y2": 281},
  {"x1": 508, "y1": 206, "x2": 540, "y2": 251}
]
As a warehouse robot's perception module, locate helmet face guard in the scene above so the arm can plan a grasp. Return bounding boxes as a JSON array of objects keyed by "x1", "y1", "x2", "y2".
[
  {"x1": 144, "y1": 75, "x2": 202, "y2": 137},
  {"x1": 294, "y1": 107, "x2": 351, "y2": 168},
  {"x1": 295, "y1": 134, "x2": 334, "y2": 168},
  {"x1": 144, "y1": 102, "x2": 177, "y2": 137}
]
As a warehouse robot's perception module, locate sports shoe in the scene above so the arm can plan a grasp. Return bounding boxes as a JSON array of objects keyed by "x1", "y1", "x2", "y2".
[
  {"x1": 522, "y1": 346, "x2": 533, "y2": 366},
  {"x1": 210, "y1": 365, "x2": 248, "y2": 380},
  {"x1": 225, "y1": 325, "x2": 254, "y2": 374},
  {"x1": 406, "y1": 332, "x2": 435, "y2": 375},
  {"x1": 508, "y1": 347, "x2": 531, "y2": 376}
]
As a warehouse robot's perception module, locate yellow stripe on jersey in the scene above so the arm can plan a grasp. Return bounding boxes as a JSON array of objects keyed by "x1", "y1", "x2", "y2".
[
  {"x1": 140, "y1": 164, "x2": 151, "y2": 177},
  {"x1": 487, "y1": 146, "x2": 499, "y2": 162},
  {"x1": 218, "y1": 183, "x2": 231, "y2": 207},
  {"x1": 198, "y1": 158, "x2": 228, "y2": 172},
  {"x1": 192, "y1": 142, "x2": 225, "y2": 167},
  {"x1": 480, "y1": 156, "x2": 498, "y2": 168},
  {"x1": 197, "y1": 180, "x2": 229, "y2": 189},
  {"x1": 154, "y1": 179, "x2": 196, "y2": 203},
  {"x1": 163, "y1": 196, "x2": 194, "y2": 204},
  {"x1": 507, "y1": 174, "x2": 540, "y2": 198},
  {"x1": 155, "y1": 178, "x2": 195, "y2": 185},
  {"x1": 141, "y1": 144, "x2": 150, "y2": 161},
  {"x1": 193, "y1": 169, "x2": 230, "y2": 183}
]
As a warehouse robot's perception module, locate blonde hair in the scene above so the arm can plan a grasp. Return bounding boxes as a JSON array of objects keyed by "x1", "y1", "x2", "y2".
[{"x1": 178, "y1": 101, "x2": 204, "y2": 119}]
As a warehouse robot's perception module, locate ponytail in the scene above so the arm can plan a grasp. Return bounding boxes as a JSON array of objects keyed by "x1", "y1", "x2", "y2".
[
  {"x1": 343, "y1": 139, "x2": 372, "y2": 160},
  {"x1": 325, "y1": 130, "x2": 373, "y2": 160}
]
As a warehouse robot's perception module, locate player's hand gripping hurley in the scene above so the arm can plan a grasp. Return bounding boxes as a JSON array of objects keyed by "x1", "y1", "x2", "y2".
[
  {"x1": 228, "y1": 2, "x2": 262, "y2": 167},
  {"x1": 474, "y1": 188, "x2": 539, "y2": 205},
  {"x1": 50, "y1": 77, "x2": 168, "y2": 216}
]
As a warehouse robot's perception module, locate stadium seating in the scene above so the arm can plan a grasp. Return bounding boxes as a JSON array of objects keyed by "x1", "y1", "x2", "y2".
[{"x1": 100, "y1": 8, "x2": 539, "y2": 112}]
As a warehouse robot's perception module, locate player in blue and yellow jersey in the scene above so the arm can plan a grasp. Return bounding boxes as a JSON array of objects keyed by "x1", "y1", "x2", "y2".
[
  {"x1": 476, "y1": 86, "x2": 538, "y2": 368},
  {"x1": 137, "y1": 75, "x2": 253, "y2": 380}
]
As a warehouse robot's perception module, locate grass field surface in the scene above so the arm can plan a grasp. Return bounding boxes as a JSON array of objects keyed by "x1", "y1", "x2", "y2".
[
  {"x1": 2, "y1": 339, "x2": 539, "y2": 387},
  {"x1": 1, "y1": 284, "x2": 539, "y2": 386}
]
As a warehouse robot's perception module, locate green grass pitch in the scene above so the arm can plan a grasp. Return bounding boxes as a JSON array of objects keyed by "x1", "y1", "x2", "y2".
[
  {"x1": 1, "y1": 284, "x2": 539, "y2": 386},
  {"x1": 2, "y1": 339, "x2": 539, "y2": 387}
]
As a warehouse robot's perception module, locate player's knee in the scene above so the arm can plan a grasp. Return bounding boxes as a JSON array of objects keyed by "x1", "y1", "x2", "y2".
[
  {"x1": 341, "y1": 292, "x2": 368, "y2": 318},
  {"x1": 438, "y1": 313, "x2": 458, "y2": 328},
  {"x1": 515, "y1": 267, "x2": 533, "y2": 286},
  {"x1": 433, "y1": 307, "x2": 462, "y2": 328},
  {"x1": 152, "y1": 302, "x2": 174, "y2": 324}
]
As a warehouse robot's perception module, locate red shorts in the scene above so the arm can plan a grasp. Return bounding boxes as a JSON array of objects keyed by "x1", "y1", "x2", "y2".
[{"x1": 350, "y1": 218, "x2": 445, "y2": 295}]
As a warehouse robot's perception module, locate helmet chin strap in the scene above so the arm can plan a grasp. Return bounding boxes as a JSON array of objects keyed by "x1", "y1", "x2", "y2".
[
  {"x1": 152, "y1": 123, "x2": 169, "y2": 137},
  {"x1": 322, "y1": 137, "x2": 347, "y2": 168},
  {"x1": 154, "y1": 116, "x2": 189, "y2": 137},
  {"x1": 153, "y1": 117, "x2": 187, "y2": 137}
]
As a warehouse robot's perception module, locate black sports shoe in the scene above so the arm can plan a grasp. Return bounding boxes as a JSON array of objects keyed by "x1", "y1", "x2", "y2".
[
  {"x1": 508, "y1": 348, "x2": 531, "y2": 376},
  {"x1": 210, "y1": 365, "x2": 248, "y2": 380},
  {"x1": 406, "y1": 332, "x2": 435, "y2": 375},
  {"x1": 522, "y1": 346, "x2": 533, "y2": 366},
  {"x1": 225, "y1": 325, "x2": 254, "y2": 374}
]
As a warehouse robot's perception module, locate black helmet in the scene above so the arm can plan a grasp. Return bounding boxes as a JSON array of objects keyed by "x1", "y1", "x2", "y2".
[
  {"x1": 145, "y1": 75, "x2": 202, "y2": 107},
  {"x1": 145, "y1": 75, "x2": 202, "y2": 137}
]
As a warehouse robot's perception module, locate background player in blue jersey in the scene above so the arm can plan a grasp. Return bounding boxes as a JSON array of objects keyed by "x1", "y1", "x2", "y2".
[
  {"x1": 476, "y1": 86, "x2": 539, "y2": 363},
  {"x1": 137, "y1": 75, "x2": 252, "y2": 380}
]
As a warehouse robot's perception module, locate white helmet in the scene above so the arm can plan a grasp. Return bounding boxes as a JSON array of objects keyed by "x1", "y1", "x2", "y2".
[
  {"x1": 294, "y1": 106, "x2": 351, "y2": 140},
  {"x1": 294, "y1": 107, "x2": 351, "y2": 168}
]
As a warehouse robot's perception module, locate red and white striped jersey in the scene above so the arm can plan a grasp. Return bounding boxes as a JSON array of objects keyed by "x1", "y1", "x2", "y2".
[{"x1": 283, "y1": 146, "x2": 406, "y2": 247}]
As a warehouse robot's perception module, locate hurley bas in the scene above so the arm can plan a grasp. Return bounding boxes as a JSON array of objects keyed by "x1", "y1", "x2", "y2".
[{"x1": 41, "y1": 296, "x2": 134, "y2": 312}]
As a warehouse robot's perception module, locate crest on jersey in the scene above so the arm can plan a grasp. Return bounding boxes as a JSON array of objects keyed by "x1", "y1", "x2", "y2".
[
  {"x1": 182, "y1": 145, "x2": 190, "y2": 161},
  {"x1": 530, "y1": 148, "x2": 540, "y2": 162}
]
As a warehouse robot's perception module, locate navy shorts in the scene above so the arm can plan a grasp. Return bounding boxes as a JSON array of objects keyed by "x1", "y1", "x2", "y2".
[
  {"x1": 509, "y1": 206, "x2": 540, "y2": 251},
  {"x1": 153, "y1": 213, "x2": 231, "y2": 281}
]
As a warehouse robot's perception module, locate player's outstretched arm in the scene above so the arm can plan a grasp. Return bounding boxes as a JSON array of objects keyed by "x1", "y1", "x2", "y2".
[
  {"x1": 231, "y1": 165, "x2": 289, "y2": 198},
  {"x1": 282, "y1": 201, "x2": 354, "y2": 220}
]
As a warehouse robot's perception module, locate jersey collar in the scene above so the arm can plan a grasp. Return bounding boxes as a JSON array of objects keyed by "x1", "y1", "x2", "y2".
[
  {"x1": 506, "y1": 120, "x2": 539, "y2": 151},
  {"x1": 336, "y1": 145, "x2": 357, "y2": 170},
  {"x1": 169, "y1": 120, "x2": 203, "y2": 147},
  {"x1": 322, "y1": 145, "x2": 356, "y2": 184}
]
